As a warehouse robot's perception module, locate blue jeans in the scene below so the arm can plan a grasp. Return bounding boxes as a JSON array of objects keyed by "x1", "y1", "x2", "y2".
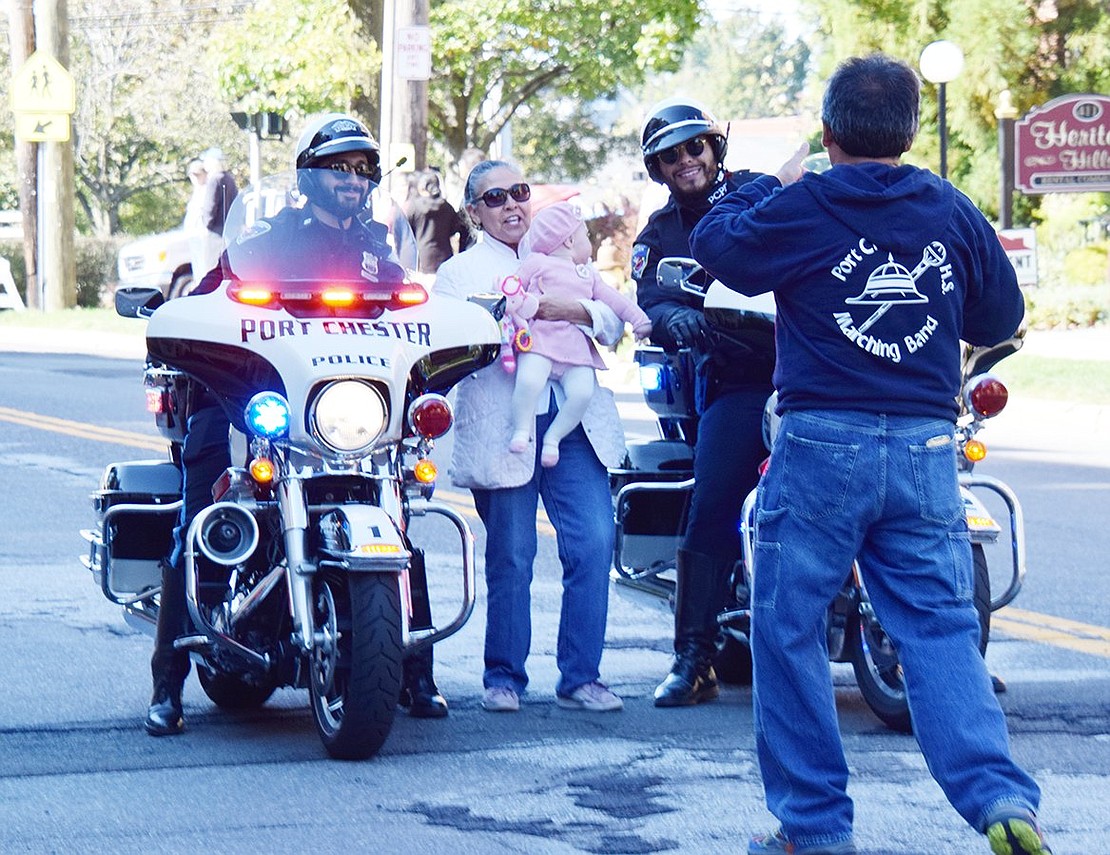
[
  {"x1": 472, "y1": 403, "x2": 614, "y2": 697},
  {"x1": 751, "y1": 409, "x2": 1041, "y2": 848}
]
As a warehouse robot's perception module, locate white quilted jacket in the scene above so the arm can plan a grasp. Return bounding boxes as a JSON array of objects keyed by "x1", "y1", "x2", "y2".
[{"x1": 435, "y1": 235, "x2": 627, "y2": 489}]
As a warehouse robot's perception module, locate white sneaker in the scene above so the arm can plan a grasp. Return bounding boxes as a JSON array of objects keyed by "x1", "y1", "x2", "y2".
[
  {"x1": 556, "y1": 681, "x2": 623, "y2": 712},
  {"x1": 482, "y1": 686, "x2": 520, "y2": 712}
]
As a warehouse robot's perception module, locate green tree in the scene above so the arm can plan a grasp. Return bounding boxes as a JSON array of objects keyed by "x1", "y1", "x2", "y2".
[
  {"x1": 427, "y1": 0, "x2": 700, "y2": 166},
  {"x1": 67, "y1": 0, "x2": 247, "y2": 236},
  {"x1": 511, "y1": 99, "x2": 639, "y2": 183},
  {"x1": 206, "y1": 0, "x2": 380, "y2": 118},
  {"x1": 800, "y1": 0, "x2": 1110, "y2": 221},
  {"x1": 638, "y1": 11, "x2": 810, "y2": 120}
]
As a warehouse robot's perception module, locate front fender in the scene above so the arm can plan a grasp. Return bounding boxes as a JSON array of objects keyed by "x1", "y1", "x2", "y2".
[{"x1": 317, "y1": 505, "x2": 410, "y2": 572}]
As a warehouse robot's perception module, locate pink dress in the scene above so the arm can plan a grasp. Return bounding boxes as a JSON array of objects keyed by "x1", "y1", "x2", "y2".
[{"x1": 514, "y1": 254, "x2": 651, "y2": 370}]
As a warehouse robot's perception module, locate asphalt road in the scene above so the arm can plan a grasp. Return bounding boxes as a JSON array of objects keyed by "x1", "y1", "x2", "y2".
[{"x1": 0, "y1": 339, "x2": 1108, "y2": 854}]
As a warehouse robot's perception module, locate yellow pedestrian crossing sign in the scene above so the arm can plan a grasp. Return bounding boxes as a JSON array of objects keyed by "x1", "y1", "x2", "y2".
[{"x1": 11, "y1": 51, "x2": 76, "y2": 115}]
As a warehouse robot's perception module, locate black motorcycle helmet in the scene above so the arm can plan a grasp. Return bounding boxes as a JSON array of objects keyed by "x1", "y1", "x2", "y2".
[
  {"x1": 295, "y1": 113, "x2": 382, "y2": 217},
  {"x1": 640, "y1": 97, "x2": 727, "y2": 184}
]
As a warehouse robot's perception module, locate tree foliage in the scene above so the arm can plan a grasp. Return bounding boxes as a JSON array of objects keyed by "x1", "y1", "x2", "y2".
[
  {"x1": 800, "y1": 0, "x2": 1110, "y2": 220},
  {"x1": 638, "y1": 11, "x2": 810, "y2": 121},
  {"x1": 41, "y1": 0, "x2": 256, "y2": 236},
  {"x1": 510, "y1": 98, "x2": 638, "y2": 183},
  {"x1": 426, "y1": 0, "x2": 701, "y2": 165},
  {"x1": 206, "y1": 0, "x2": 380, "y2": 117}
]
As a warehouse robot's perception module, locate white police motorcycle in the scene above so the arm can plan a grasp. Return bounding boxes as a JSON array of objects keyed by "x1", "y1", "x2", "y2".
[
  {"x1": 82, "y1": 172, "x2": 501, "y2": 758},
  {"x1": 612, "y1": 258, "x2": 1027, "y2": 731}
]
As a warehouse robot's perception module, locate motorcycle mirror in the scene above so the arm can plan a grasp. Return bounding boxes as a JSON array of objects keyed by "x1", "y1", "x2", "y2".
[{"x1": 115, "y1": 286, "x2": 165, "y2": 319}]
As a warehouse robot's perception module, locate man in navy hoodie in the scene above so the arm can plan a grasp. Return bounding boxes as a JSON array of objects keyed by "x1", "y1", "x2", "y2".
[{"x1": 690, "y1": 54, "x2": 1050, "y2": 855}]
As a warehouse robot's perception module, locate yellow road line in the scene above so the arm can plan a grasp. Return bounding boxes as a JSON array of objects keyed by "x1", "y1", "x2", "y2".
[
  {"x1": 17, "y1": 403, "x2": 1106, "y2": 658},
  {"x1": 0, "y1": 405, "x2": 168, "y2": 452},
  {"x1": 1, "y1": 405, "x2": 557, "y2": 535},
  {"x1": 993, "y1": 606, "x2": 1110, "y2": 658}
]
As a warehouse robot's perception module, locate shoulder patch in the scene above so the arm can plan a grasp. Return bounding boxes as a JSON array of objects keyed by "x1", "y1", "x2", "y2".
[
  {"x1": 631, "y1": 243, "x2": 650, "y2": 280},
  {"x1": 235, "y1": 221, "x2": 272, "y2": 244}
]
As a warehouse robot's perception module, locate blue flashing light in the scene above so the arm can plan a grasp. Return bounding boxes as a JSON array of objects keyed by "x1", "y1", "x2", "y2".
[
  {"x1": 245, "y1": 392, "x2": 291, "y2": 438},
  {"x1": 639, "y1": 364, "x2": 666, "y2": 393}
]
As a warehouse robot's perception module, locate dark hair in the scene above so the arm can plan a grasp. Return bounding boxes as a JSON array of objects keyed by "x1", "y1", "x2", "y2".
[
  {"x1": 822, "y1": 54, "x2": 920, "y2": 158},
  {"x1": 463, "y1": 159, "x2": 519, "y2": 206}
]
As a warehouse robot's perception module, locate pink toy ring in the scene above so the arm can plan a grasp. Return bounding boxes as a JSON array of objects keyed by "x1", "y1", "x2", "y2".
[{"x1": 501, "y1": 275, "x2": 523, "y2": 297}]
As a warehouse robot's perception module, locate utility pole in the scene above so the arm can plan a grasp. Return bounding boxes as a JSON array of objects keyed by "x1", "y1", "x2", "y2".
[
  {"x1": 7, "y1": 0, "x2": 38, "y2": 307},
  {"x1": 397, "y1": 0, "x2": 429, "y2": 171},
  {"x1": 380, "y1": 0, "x2": 429, "y2": 196},
  {"x1": 27, "y1": 0, "x2": 77, "y2": 310}
]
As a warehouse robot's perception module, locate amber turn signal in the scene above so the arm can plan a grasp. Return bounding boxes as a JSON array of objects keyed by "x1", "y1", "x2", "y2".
[
  {"x1": 249, "y1": 457, "x2": 276, "y2": 483},
  {"x1": 963, "y1": 439, "x2": 987, "y2": 462},
  {"x1": 413, "y1": 458, "x2": 437, "y2": 483}
]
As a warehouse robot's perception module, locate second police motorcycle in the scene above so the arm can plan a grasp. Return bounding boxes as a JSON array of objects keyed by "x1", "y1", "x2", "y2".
[
  {"x1": 82, "y1": 158, "x2": 502, "y2": 759},
  {"x1": 611, "y1": 256, "x2": 1028, "y2": 731}
]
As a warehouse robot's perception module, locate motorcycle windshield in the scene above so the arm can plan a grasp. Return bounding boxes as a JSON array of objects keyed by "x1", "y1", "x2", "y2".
[{"x1": 219, "y1": 170, "x2": 421, "y2": 314}]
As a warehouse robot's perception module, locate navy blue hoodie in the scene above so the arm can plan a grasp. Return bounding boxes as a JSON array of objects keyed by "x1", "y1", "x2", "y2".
[{"x1": 689, "y1": 162, "x2": 1024, "y2": 419}]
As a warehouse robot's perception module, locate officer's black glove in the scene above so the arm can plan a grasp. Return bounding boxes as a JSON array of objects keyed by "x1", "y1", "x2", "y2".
[{"x1": 662, "y1": 307, "x2": 709, "y2": 349}]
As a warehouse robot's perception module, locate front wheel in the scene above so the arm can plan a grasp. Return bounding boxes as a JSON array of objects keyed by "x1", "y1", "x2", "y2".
[
  {"x1": 309, "y1": 573, "x2": 403, "y2": 760},
  {"x1": 848, "y1": 545, "x2": 991, "y2": 734}
]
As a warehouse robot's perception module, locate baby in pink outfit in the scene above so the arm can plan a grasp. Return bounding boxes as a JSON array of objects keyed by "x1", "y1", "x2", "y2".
[{"x1": 506, "y1": 202, "x2": 653, "y2": 467}]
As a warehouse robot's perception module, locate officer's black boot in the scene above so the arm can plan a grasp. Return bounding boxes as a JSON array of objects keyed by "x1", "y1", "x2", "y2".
[
  {"x1": 145, "y1": 560, "x2": 191, "y2": 736},
  {"x1": 654, "y1": 549, "x2": 733, "y2": 707},
  {"x1": 399, "y1": 644, "x2": 448, "y2": 719}
]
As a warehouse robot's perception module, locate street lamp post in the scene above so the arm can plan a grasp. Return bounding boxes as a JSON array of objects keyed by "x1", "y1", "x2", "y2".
[
  {"x1": 919, "y1": 40, "x2": 965, "y2": 180},
  {"x1": 995, "y1": 89, "x2": 1019, "y2": 229}
]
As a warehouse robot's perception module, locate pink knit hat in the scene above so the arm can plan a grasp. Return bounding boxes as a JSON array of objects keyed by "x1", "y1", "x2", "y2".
[{"x1": 524, "y1": 202, "x2": 582, "y2": 254}]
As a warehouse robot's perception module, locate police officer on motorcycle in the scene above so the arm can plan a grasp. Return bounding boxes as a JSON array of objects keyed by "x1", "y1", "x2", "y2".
[
  {"x1": 145, "y1": 114, "x2": 448, "y2": 736},
  {"x1": 632, "y1": 98, "x2": 776, "y2": 707}
]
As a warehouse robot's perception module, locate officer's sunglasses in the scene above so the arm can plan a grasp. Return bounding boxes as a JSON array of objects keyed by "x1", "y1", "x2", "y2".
[
  {"x1": 325, "y1": 161, "x2": 378, "y2": 180},
  {"x1": 657, "y1": 136, "x2": 708, "y2": 165},
  {"x1": 477, "y1": 182, "x2": 531, "y2": 208}
]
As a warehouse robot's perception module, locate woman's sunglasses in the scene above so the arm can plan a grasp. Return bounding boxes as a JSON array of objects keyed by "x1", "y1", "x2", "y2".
[
  {"x1": 477, "y1": 182, "x2": 531, "y2": 208},
  {"x1": 657, "y1": 136, "x2": 708, "y2": 165},
  {"x1": 325, "y1": 161, "x2": 378, "y2": 179}
]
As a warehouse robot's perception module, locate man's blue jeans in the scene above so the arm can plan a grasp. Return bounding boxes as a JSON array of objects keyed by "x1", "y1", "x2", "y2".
[
  {"x1": 751, "y1": 409, "x2": 1041, "y2": 849},
  {"x1": 472, "y1": 405, "x2": 614, "y2": 698}
]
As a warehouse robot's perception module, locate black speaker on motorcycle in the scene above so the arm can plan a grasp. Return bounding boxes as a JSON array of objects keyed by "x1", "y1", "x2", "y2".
[{"x1": 195, "y1": 503, "x2": 259, "y2": 566}]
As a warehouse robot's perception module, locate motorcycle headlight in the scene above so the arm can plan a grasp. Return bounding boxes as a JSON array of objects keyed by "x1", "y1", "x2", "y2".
[{"x1": 310, "y1": 380, "x2": 388, "y2": 454}]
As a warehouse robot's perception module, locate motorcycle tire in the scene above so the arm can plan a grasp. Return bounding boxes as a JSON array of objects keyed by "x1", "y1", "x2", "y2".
[
  {"x1": 714, "y1": 635, "x2": 753, "y2": 685},
  {"x1": 848, "y1": 544, "x2": 991, "y2": 734},
  {"x1": 197, "y1": 666, "x2": 277, "y2": 710},
  {"x1": 309, "y1": 572, "x2": 403, "y2": 760}
]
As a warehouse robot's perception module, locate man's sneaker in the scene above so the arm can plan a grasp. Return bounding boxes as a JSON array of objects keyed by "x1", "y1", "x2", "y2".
[
  {"x1": 481, "y1": 686, "x2": 520, "y2": 712},
  {"x1": 985, "y1": 808, "x2": 1053, "y2": 855},
  {"x1": 748, "y1": 827, "x2": 857, "y2": 855},
  {"x1": 556, "y1": 681, "x2": 623, "y2": 712}
]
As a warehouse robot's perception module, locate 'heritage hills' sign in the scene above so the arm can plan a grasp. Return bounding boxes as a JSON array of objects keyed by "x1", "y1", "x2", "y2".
[{"x1": 1015, "y1": 94, "x2": 1110, "y2": 194}]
